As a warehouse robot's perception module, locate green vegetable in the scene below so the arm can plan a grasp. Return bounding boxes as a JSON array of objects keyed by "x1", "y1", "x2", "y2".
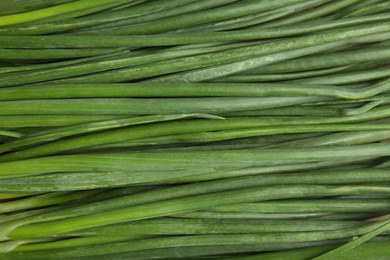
[{"x1": 1, "y1": 0, "x2": 389, "y2": 258}]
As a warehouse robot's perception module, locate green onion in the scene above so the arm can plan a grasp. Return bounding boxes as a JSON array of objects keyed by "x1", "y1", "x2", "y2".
[{"x1": 1, "y1": 1, "x2": 389, "y2": 258}]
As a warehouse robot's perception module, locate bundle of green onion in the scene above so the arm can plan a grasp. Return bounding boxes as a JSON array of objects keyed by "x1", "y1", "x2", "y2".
[{"x1": 1, "y1": 0, "x2": 390, "y2": 259}]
